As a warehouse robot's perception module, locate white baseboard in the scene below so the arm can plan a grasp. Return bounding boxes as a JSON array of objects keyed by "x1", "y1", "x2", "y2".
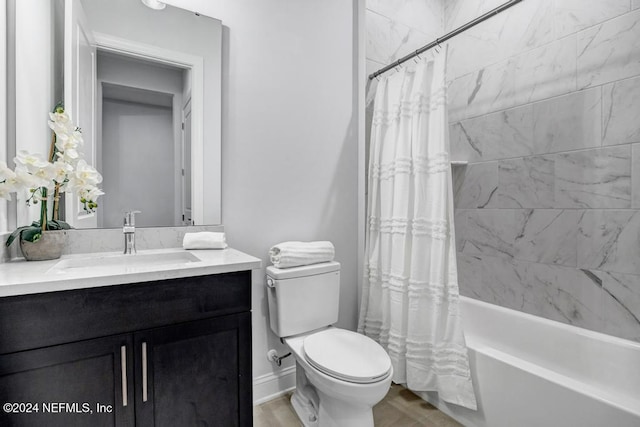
[{"x1": 253, "y1": 365, "x2": 297, "y2": 405}]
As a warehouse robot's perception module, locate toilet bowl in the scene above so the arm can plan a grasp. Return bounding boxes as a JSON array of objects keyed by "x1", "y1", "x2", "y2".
[
  {"x1": 285, "y1": 327, "x2": 392, "y2": 427},
  {"x1": 266, "y1": 262, "x2": 392, "y2": 427}
]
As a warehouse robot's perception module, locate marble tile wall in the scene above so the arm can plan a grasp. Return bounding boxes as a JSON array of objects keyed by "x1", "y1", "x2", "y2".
[
  {"x1": 448, "y1": 0, "x2": 640, "y2": 342},
  {"x1": 602, "y1": 76, "x2": 640, "y2": 147},
  {"x1": 365, "y1": 0, "x2": 443, "y2": 79}
]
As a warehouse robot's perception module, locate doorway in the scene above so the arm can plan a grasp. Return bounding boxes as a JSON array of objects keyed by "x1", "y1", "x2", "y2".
[{"x1": 96, "y1": 52, "x2": 191, "y2": 228}]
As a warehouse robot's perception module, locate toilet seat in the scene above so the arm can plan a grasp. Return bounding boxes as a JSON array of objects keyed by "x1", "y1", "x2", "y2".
[{"x1": 303, "y1": 328, "x2": 391, "y2": 384}]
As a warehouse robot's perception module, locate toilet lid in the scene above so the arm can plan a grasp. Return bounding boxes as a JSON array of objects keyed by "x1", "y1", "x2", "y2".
[{"x1": 303, "y1": 329, "x2": 391, "y2": 384}]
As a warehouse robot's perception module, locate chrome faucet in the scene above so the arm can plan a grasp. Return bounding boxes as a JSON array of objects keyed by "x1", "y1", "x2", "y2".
[{"x1": 123, "y1": 210, "x2": 141, "y2": 254}]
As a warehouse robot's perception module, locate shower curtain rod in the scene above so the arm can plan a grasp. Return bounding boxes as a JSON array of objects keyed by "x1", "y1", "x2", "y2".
[{"x1": 368, "y1": 0, "x2": 525, "y2": 80}]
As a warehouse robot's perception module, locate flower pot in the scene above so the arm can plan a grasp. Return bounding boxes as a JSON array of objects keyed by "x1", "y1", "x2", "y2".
[{"x1": 19, "y1": 230, "x2": 68, "y2": 261}]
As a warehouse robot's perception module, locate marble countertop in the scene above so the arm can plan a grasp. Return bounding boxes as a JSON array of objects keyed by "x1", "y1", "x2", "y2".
[{"x1": 0, "y1": 248, "x2": 262, "y2": 298}]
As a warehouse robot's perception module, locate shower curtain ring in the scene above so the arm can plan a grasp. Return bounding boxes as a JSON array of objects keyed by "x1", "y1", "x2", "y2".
[{"x1": 413, "y1": 50, "x2": 422, "y2": 63}]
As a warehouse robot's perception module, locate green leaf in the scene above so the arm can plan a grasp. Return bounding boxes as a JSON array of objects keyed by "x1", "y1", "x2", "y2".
[
  {"x1": 57, "y1": 221, "x2": 71, "y2": 230},
  {"x1": 5, "y1": 225, "x2": 45, "y2": 246},
  {"x1": 5, "y1": 226, "x2": 32, "y2": 247},
  {"x1": 21, "y1": 228, "x2": 42, "y2": 243},
  {"x1": 49, "y1": 220, "x2": 71, "y2": 230},
  {"x1": 47, "y1": 222, "x2": 61, "y2": 230}
]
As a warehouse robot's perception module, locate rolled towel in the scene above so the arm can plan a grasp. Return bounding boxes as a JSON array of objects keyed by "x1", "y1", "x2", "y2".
[
  {"x1": 269, "y1": 241, "x2": 335, "y2": 269},
  {"x1": 183, "y1": 232, "x2": 228, "y2": 250}
]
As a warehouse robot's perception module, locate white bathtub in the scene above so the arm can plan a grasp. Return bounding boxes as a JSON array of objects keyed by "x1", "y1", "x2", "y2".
[{"x1": 417, "y1": 296, "x2": 640, "y2": 427}]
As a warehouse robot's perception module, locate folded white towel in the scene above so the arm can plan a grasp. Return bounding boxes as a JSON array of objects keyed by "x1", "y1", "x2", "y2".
[
  {"x1": 269, "y1": 241, "x2": 335, "y2": 269},
  {"x1": 183, "y1": 232, "x2": 228, "y2": 250}
]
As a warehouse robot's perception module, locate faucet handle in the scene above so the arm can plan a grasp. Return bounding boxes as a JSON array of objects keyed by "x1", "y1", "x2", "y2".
[{"x1": 124, "y1": 210, "x2": 142, "y2": 227}]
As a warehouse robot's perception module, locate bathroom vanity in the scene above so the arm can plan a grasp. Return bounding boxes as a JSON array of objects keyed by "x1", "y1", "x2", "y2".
[{"x1": 0, "y1": 248, "x2": 260, "y2": 427}]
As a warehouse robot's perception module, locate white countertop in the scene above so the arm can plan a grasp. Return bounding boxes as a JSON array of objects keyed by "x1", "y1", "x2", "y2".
[{"x1": 0, "y1": 248, "x2": 262, "y2": 298}]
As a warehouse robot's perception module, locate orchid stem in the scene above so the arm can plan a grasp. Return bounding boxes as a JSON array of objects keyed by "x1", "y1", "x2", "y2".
[
  {"x1": 52, "y1": 183, "x2": 61, "y2": 221},
  {"x1": 48, "y1": 131, "x2": 57, "y2": 163},
  {"x1": 40, "y1": 187, "x2": 48, "y2": 232}
]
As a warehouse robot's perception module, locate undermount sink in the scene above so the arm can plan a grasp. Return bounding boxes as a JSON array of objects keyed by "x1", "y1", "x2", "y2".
[{"x1": 50, "y1": 251, "x2": 202, "y2": 272}]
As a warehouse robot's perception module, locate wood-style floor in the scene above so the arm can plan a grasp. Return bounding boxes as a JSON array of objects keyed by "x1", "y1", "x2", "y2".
[{"x1": 253, "y1": 383, "x2": 463, "y2": 427}]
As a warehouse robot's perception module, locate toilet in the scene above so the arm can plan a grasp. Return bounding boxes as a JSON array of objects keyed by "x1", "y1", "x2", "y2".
[{"x1": 266, "y1": 261, "x2": 393, "y2": 427}]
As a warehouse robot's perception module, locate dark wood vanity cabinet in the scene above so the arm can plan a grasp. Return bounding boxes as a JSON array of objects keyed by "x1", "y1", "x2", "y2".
[
  {"x1": 0, "y1": 334, "x2": 134, "y2": 427},
  {"x1": 0, "y1": 271, "x2": 252, "y2": 427}
]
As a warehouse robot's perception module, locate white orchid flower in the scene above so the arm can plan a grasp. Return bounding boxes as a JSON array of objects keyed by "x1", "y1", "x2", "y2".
[
  {"x1": 0, "y1": 185, "x2": 13, "y2": 201},
  {"x1": 48, "y1": 110, "x2": 71, "y2": 125},
  {"x1": 7, "y1": 107, "x2": 105, "y2": 233},
  {"x1": 68, "y1": 159, "x2": 103, "y2": 191},
  {"x1": 30, "y1": 163, "x2": 57, "y2": 189},
  {"x1": 13, "y1": 166, "x2": 43, "y2": 189},
  {"x1": 0, "y1": 161, "x2": 18, "y2": 200},
  {"x1": 69, "y1": 129, "x2": 83, "y2": 146},
  {"x1": 0, "y1": 187, "x2": 15, "y2": 201},
  {"x1": 2, "y1": 168, "x2": 20, "y2": 188},
  {"x1": 14, "y1": 151, "x2": 50, "y2": 174},
  {"x1": 51, "y1": 160, "x2": 73, "y2": 183},
  {"x1": 55, "y1": 150, "x2": 80, "y2": 166},
  {"x1": 48, "y1": 119, "x2": 74, "y2": 136},
  {"x1": 55, "y1": 129, "x2": 82, "y2": 145},
  {"x1": 80, "y1": 186, "x2": 104, "y2": 202},
  {"x1": 48, "y1": 110, "x2": 74, "y2": 136},
  {"x1": 54, "y1": 137, "x2": 80, "y2": 160},
  {"x1": 0, "y1": 161, "x2": 17, "y2": 182}
]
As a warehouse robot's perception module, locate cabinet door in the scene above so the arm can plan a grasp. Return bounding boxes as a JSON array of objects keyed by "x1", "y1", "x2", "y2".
[
  {"x1": 0, "y1": 334, "x2": 134, "y2": 427},
  {"x1": 134, "y1": 312, "x2": 251, "y2": 427}
]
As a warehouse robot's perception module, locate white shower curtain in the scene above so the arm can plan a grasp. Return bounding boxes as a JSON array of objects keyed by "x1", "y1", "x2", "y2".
[{"x1": 358, "y1": 51, "x2": 477, "y2": 410}]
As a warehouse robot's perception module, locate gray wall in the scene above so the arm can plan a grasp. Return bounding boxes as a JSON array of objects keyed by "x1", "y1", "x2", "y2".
[
  {"x1": 162, "y1": 0, "x2": 361, "y2": 398},
  {"x1": 447, "y1": 0, "x2": 640, "y2": 342},
  {"x1": 101, "y1": 99, "x2": 174, "y2": 228}
]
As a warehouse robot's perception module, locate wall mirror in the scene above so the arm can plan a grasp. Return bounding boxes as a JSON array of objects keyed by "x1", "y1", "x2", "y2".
[{"x1": 12, "y1": 0, "x2": 222, "y2": 229}]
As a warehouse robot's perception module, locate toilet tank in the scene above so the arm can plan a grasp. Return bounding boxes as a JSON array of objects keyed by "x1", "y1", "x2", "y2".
[{"x1": 266, "y1": 261, "x2": 340, "y2": 337}]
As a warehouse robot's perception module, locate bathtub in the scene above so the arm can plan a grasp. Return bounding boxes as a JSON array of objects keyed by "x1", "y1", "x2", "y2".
[{"x1": 416, "y1": 296, "x2": 640, "y2": 427}]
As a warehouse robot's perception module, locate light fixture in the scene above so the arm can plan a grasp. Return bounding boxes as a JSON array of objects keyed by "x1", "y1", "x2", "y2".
[{"x1": 141, "y1": 0, "x2": 166, "y2": 10}]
